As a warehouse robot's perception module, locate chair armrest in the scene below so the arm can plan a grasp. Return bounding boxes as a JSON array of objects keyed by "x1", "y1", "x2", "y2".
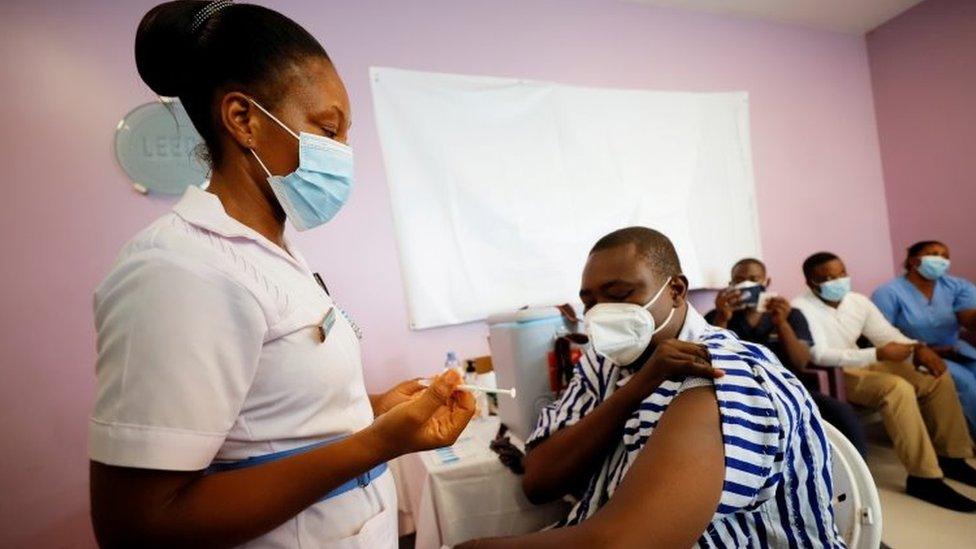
[{"x1": 805, "y1": 364, "x2": 847, "y2": 402}]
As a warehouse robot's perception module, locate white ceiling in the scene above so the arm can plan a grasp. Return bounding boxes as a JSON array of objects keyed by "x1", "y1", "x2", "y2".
[{"x1": 623, "y1": 0, "x2": 925, "y2": 34}]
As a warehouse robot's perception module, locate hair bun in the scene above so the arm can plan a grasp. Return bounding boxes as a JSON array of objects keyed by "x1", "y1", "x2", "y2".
[{"x1": 135, "y1": 1, "x2": 202, "y2": 97}]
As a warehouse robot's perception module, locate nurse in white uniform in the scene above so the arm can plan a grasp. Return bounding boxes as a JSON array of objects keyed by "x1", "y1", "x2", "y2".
[{"x1": 89, "y1": 2, "x2": 475, "y2": 547}]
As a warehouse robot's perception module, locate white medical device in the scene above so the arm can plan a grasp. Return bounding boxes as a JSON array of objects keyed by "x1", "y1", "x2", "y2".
[{"x1": 487, "y1": 306, "x2": 581, "y2": 440}]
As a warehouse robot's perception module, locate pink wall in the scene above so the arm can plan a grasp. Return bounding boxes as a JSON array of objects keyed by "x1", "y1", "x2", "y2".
[
  {"x1": 0, "y1": 0, "x2": 893, "y2": 545},
  {"x1": 867, "y1": 0, "x2": 976, "y2": 280}
]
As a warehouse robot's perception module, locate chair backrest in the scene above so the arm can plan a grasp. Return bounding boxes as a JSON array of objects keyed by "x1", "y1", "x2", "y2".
[
  {"x1": 805, "y1": 363, "x2": 847, "y2": 402},
  {"x1": 823, "y1": 421, "x2": 883, "y2": 549}
]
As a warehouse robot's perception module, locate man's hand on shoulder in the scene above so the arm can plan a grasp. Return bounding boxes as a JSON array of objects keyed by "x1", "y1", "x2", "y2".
[{"x1": 633, "y1": 339, "x2": 724, "y2": 395}]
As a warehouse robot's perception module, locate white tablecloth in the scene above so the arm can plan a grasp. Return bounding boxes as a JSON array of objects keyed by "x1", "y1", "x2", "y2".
[{"x1": 390, "y1": 417, "x2": 570, "y2": 548}]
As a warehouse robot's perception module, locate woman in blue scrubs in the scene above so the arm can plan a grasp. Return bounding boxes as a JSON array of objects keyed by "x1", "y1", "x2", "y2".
[{"x1": 873, "y1": 240, "x2": 976, "y2": 436}]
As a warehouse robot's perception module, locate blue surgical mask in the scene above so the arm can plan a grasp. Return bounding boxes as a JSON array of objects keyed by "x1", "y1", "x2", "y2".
[
  {"x1": 248, "y1": 99, "x2": 353, "y2": 231},
  {"x1": 818, "y1": 277, "x2": 851, "y2": 302},
  {"x1": 917, "y1": 255, "x2": 950, "y2": 280}
]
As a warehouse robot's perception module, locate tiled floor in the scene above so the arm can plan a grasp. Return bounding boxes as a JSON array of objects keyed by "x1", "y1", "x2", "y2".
[{"x1": 864, "y1": 427, "x2": 976, "y2": 548}]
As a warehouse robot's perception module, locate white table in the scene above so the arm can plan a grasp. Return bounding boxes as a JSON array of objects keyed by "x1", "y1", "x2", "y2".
[{"x1": 391, "y1": 417, "x2": 570, "y2": 548}]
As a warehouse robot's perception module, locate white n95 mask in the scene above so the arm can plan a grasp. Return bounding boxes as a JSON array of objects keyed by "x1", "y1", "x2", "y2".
[{"x1": 584, "y1": 277, "x2": 676, "y2": 366}]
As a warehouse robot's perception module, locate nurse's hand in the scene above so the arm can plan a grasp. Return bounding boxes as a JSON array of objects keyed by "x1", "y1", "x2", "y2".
[
  {"x1": 370, "y1": 379, "x2": 426, "y2": 416},
  {"x1": 368, "y1": 369, "x2": 476, "y2": 455}
]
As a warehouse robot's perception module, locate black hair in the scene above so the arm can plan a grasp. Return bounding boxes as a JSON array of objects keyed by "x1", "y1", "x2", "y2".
[
  {"x1": 135, "y1": 1, "x2": 329, "y2": 166},
  {"x1": 904, "y1": 240, "x2": 946, "y2": 270},
  {"x1": 731, "y1": 257, "x2": 765, "y2": 275},
  {"x1": 802, "y1": 251, "x2": 839, "y2": 281},
  {"x1": 590, "y1": 226, "x2": 682, "y2": 277}
]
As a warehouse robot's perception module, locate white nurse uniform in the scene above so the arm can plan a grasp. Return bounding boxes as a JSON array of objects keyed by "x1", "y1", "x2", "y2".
[{"x1": 90, "y1": 186, "x2": 397, "y2": 548}]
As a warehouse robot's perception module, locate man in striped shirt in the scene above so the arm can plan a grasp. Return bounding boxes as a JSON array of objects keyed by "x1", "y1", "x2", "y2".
[{"x1": 462, "y1": 227, "x2": 844, "y2": 548}]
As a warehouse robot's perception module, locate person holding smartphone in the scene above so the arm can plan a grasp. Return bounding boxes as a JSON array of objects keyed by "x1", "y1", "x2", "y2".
[{"x1": 706, "y1": 258, "x2": 867, "y2": 455}]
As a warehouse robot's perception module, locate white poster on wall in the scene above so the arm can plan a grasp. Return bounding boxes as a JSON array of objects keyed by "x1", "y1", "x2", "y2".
[{"x1": 371, "y1": 67, "x2": 760, "y2": 329}]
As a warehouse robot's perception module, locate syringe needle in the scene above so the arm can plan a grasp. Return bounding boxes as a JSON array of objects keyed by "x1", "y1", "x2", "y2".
[{"x1": 419, "y1": 379, "x2": 517, "y2": 398}]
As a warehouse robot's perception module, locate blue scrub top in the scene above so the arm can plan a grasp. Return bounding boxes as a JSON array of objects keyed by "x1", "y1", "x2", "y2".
[{"x1": 872, "y1": 274, "x2": 976, "y2": 360}]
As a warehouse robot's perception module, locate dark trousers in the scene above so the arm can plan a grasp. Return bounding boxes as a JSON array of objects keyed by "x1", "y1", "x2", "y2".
[{"x1": 811, "y1": 390, "x2": 868, "y2": 457}]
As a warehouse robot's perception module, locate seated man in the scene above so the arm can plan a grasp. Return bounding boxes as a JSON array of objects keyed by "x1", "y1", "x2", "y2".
[
  {"x1": 706, "y1": 258, "x2": 868, "y2": 455},
  {"x1": 793, "y1": 251, "x2": 976, "y2": 512},
  {"x1": 465, "y1": 227, "x2": 844, "y2": 547},
  {"x1": 873, "y1": 240, "x2": 976, "y2": 437}
]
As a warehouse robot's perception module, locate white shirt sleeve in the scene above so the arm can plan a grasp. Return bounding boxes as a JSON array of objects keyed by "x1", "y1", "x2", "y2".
[
  {"x1": 89, "y1": 251, "x2": 266, "y2": 471},
  {"x1": 808, "y1": 329, "x2": 878, "y2": 367},
  {"x1": 859, "y1": 294, "x2": 916, "y2": 347},
  {"x1": 794, "y1": 297, "x2": 876, "y2": 368}
]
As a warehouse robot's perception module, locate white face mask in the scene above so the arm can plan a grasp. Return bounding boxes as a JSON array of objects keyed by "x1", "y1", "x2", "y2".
[{"x1": 584, "y1": 277, "x2": 676, "y2": 366}]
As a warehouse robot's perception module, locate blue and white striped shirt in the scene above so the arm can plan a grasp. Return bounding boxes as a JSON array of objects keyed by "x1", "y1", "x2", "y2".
[{"x1": 528, "y1": 307, "x2": 845, "y2": 548}]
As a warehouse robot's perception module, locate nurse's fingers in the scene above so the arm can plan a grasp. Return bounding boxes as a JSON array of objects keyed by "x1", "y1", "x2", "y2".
[
  {"x1": 441, "y1": 390, "x2": 475, "y2": 443},
  {"x1": 397, "y1": 378, "x2": 426, "y2": 395},
  {"x1": 415, "y1": 370, "x2": 463, "y2": 415},
  {"x1": 451, "y1": 387, "x2": 476, "y2": 412}
]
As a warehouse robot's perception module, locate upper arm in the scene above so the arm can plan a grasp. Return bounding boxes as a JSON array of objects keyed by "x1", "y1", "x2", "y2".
[
  {"x1": 787, "y1": 310, "x2": 813, "y2": 351},
  {"x1": 862, "y1": 296, "x2": 910, "y2": 346},
  {"x1": 90, "y1": 461, "x2": 199, "y2": 546},
  {"x1": 952, "y1": 280, "x2": 976, "y2": 328},
  {"x1": 952, "y1": 279, "x2": 976, "y2": 310},
  {"x1": 90, "y1": 254, "x2": 267, "y2": 471},
  {"x1": 581, "y1": 387, "x2": 725, "y2": 548},
  {"x1": 958, "y1": 309, "x2": 976, "y2": 331}
]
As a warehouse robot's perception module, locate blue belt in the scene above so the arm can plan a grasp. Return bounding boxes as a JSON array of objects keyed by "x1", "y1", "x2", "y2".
[{"x1": 205, "y1": 437, "x2": 388, "y2": 503}]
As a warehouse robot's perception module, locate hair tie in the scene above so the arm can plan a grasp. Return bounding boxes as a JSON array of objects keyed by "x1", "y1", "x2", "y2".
[{"x1": 190, "y1": 0, "x2": 233, "y2": 33}]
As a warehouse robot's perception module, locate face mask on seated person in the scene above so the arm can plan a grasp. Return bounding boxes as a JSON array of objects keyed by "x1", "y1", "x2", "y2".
[
  {"x1": 918, "y1": 256, "x2": 950, "y2": 280},
  {"x1": 584, "y1": 277, "x2": 676, "y2": 366},
  {"x1": 818, "y1": 277, "x2": 851, "y2": 302},
  {"x1": 733, "y1": 280, "x2": 766, "y2": 308}
]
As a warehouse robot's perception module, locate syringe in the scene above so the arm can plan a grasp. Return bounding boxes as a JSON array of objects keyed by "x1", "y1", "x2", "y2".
[{"x1": 419, "y1": 378, "x2": 517, "y2": 399}]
